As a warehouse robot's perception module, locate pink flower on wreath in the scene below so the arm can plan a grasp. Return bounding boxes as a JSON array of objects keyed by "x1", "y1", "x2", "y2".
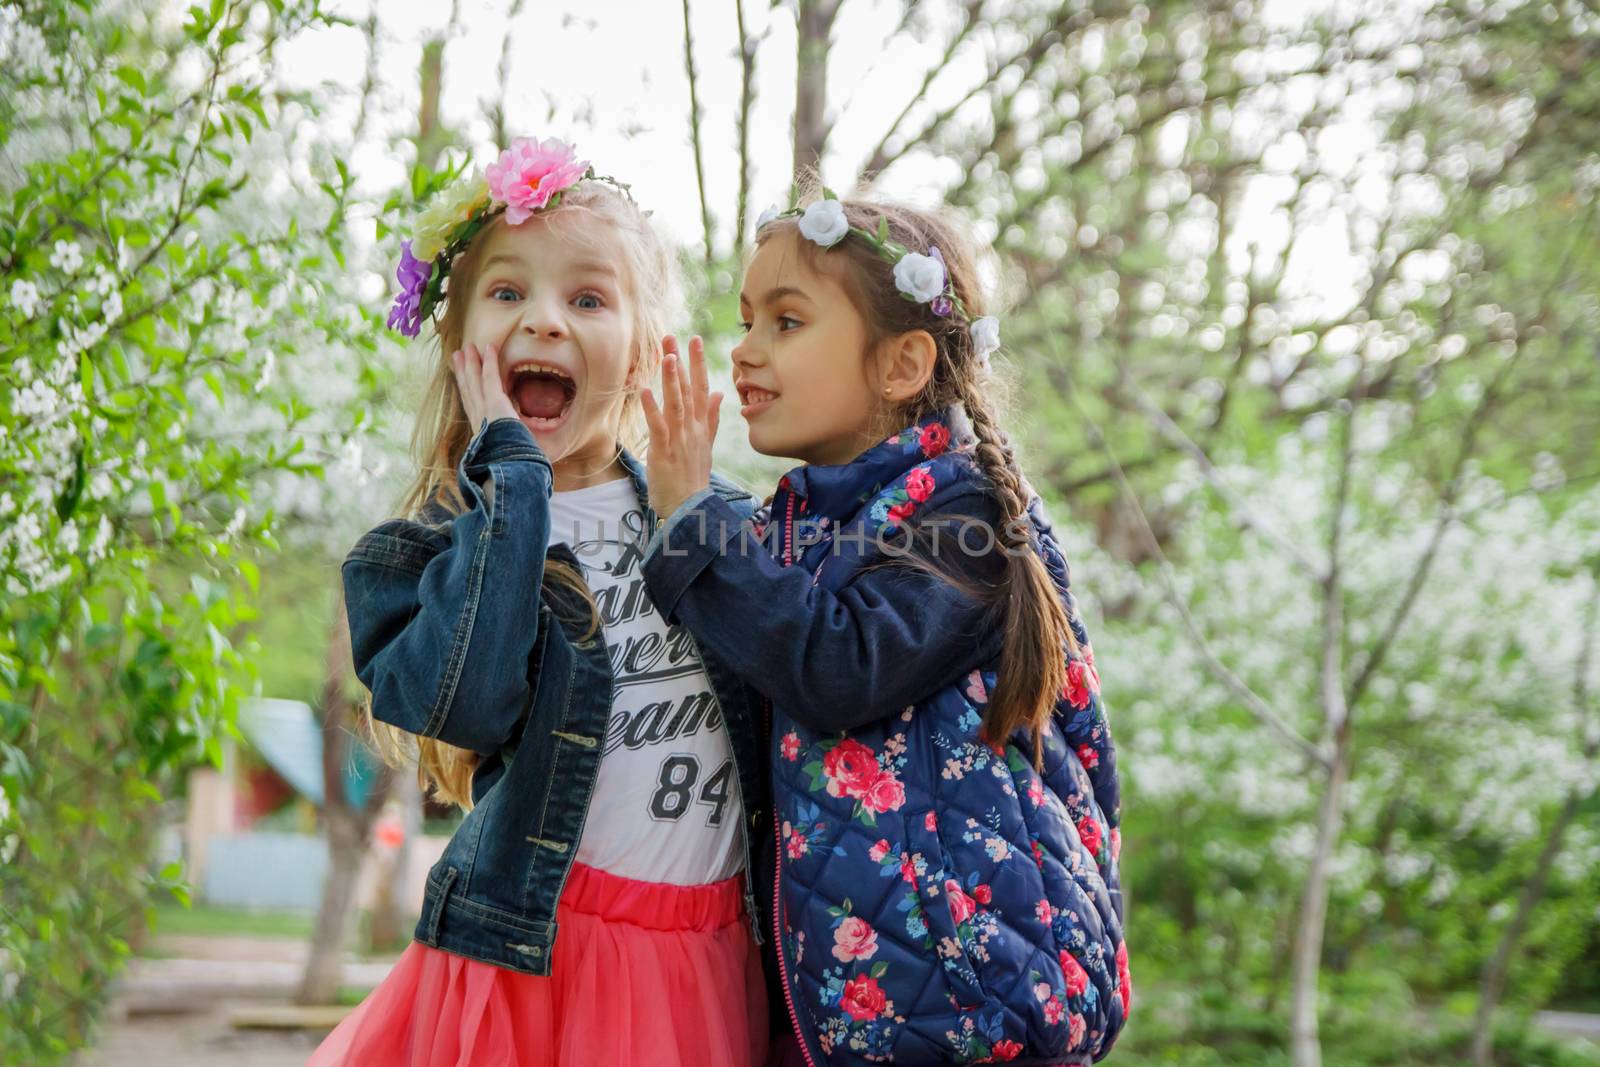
[
  {"x1": 869, "y1": 839, "x2": 891, "y2": 863},
  {"x1": 785, "y1": 823, "x2": 808, "y2": 859},
  {"x1": 831, "y1": 916, "x2": 880, "y2": 962},
  {"x1": 1111, "y1": 827, "x2": 1122, "y2": 863},
  {"x1": 925, "y1": 811, "x2": 939, "y2": 831},
  {"x1": 1068, "y1": 1012, "x2": 1087, "y2": 1049},
  {"x1": 1060, "y1": 951, "x2": 1089, "y2": 997},
  {"x1": 486, "y1": 136, "x2": 589, "y2": 225},
  {"x1": 1045, "y1": 996, "x2": 1065, "y2": 1025},
  {"x1": 840, "y1": 975, "x2": 888, "y2": 1022},
  {"x1": 861, "y1": 771, "x2": 907, "y2": 814},
  {"x1": 780, "y1": 731, "x2": 801, "y2": 761},
  {"x1": 905, "y1": 467, "x2": 936, "y2": 503},
  {"x1": 1035, "y1": 899, "x2": 1054, "y2": 924},
  {"x1": 1076, "y1": 743, "x2": 1100, "y2": 771},
  {"x1": 887, "y1": 500, "x2": 916, "y2": 526},
  {"x1": 946, "y1": 880, "x2": 977, "y2": 924},
  {"x1": 822, "y1": 739, "x2": 880, "y2": 798},
  {"x1": 973, "y1": 884, "x2": 992, "y2": 905},
  {"x1": 900, "y1": 852, "x2": 918, "y2": 885},
  {"x1": 991, "y1": 1039, "x2": 1022, "y2": 1061}
]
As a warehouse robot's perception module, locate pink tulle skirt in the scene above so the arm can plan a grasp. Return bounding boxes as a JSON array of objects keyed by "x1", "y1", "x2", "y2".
[{"x1": 307, "y1": 863, "x2": 768, "y2": 1067}]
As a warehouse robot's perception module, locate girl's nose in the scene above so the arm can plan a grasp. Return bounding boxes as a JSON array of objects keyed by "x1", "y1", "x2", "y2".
[
  {"x1": 731, "y1": 334, "x2": 760, "y2": 367},
  {"x1": 520, "y1": 298, "x2": 565, "y2": 340}
]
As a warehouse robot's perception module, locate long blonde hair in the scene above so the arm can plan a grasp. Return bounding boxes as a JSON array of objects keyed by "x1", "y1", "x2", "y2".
[{"x1": 365, "y1": 179, "x2": 681, "y2": 809}]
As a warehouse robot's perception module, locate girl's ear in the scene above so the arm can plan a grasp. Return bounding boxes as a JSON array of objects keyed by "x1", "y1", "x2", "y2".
[{"x1": 878, "y1": 329, "x2": 938, "y2": 403}]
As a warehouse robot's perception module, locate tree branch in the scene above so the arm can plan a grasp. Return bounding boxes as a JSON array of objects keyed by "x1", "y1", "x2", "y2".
[
  {"x1": 1123, "y1": 379, "x2": 1328, "y2": 582},
  {"x1": 1051, "y1": 357, "x2": 1329, "y2": 770},
  {"x1": 734, "y1": 0, "x2": 756, "y2": 243},
  {"x1": 858, "y1": 0, "x2": 984, "y2": 182},
  {"x1": 682, "y1": 0, "x2": 715, "y2": 263}
]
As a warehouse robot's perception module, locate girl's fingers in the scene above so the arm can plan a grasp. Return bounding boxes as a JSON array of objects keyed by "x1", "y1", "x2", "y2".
[
  {"x1": 640, "y1": 387, "x2": 667, "y2": 443},
  {"x1": 663, "y1": 351, "x2": 686, "y2": 426},
  {"x1": 707, "y1": 390, "x2": 723, "y2": 443},
  {"x1": 688, "y1": 336, "x2": 709, "y2": 422}
]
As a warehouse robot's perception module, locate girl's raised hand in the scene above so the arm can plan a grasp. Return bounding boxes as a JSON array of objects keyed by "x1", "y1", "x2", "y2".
[
  {"x1": 451, "y1": 343, "x2": 518, "y2": 430},
  {"x1": 642, "y1": 335, "x2": 722, "y2": 521}
]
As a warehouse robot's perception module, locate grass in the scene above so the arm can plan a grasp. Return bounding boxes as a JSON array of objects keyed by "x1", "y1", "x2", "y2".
[{"x1": 149, "y1": 901, "x2": 315, "y2": 941}]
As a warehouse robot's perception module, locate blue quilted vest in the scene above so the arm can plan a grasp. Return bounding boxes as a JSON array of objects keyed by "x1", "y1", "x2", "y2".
[{"x1": 765, "y1": 411, "x2": 1129, "y2": 1066}]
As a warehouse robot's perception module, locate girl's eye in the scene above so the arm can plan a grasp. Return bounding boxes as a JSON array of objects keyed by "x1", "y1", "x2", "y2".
[
  {"x1": 489, "y1": 286, "x2": 519, "y2": 302},
  {"x1": 777, "y1": 315, "x2": 802, "y2": 332},
  {"x1": 573, "y1": 292, "x2": 603, "y2": 310},
  {"x1": 737, "y1": 321, "x2": 752, "y2": 334}
]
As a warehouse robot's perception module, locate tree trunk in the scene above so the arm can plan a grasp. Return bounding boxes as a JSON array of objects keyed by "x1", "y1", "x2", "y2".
[
  {"x1": 1289, "y1": 733, "x2": 1348, "y2": 1067},
  {"x1": 296, "y1": 592, "x2": 393, "y2": 1004},
  {"x1": 1469, "y1": 789, "x2": 1585, "y2": 1065},
  {"x1": 793, "y1": 0, "x2": 840, "y2": 184},
  {"x1": 1472, "y1": 580, "x2": 1599, "y2": 1065},
  {"x1": 298, "y1": 806, "x2": 367, "y2": 1005},
  {"x1": 367, "y1": 773, "x2": 423, "y2": 952}
]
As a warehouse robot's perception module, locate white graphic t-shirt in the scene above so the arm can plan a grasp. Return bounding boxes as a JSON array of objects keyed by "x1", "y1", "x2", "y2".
[{"x1": 550, "y1": 477, "x2": 744, "y2": 886}]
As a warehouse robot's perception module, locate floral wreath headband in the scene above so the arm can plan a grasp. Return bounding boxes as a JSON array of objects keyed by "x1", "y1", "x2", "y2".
[
  {"x1": 386, "y1": 136, "x2": 633, "y2": 338},
  {"x1": 754, "y1": 191, "x2": 1001, "y2": 369}
]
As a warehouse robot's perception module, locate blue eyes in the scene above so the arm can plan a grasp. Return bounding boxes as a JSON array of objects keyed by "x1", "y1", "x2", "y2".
[{"x1": 486, "y1": 286, "x2": 604, "y2": 309}]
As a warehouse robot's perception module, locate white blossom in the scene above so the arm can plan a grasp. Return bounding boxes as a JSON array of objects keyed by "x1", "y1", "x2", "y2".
[
  {"x1": 49, "y1": 239, "x2": 83, "y2": 273},
  {"x1": 9, "y1": 279, "x2": 41, "y2": 319}
]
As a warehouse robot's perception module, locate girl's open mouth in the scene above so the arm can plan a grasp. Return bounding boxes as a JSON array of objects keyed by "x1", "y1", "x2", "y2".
[
  {"x1": 738, "y1": 383, "x2": 778, "y2": 418},
  {"x1": 508, "y1": 363, "x2": 577, "y2": 430}
]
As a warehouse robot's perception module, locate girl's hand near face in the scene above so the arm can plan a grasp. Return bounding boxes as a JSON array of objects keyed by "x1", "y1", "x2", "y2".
[
  {"x1": 642, "y1": 335, "x2": 722, "y2": 521},
  {"x1": 452, "y1": 343, "x2": 519, "y2": 430}
]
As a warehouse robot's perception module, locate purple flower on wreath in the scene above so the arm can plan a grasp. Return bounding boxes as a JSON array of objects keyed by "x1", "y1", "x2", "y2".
[{"x1": 387, "y1": 240, "x2": 432, "y2": 337}]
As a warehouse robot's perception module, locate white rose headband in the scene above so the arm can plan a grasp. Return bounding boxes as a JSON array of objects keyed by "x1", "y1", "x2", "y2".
[{"x1": 756, "y1": 193, "x2": 1002, "y2": 369}]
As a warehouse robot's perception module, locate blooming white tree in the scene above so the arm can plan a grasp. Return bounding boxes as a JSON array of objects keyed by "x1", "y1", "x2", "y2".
[{"x1": 0, "y1": 2, "x2": 400, "y2": 1059}]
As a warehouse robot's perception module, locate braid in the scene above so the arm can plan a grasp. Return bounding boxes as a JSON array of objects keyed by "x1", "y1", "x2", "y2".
[{"x1": 959, "y1": 377, "x2": 1078, "y2": 760}]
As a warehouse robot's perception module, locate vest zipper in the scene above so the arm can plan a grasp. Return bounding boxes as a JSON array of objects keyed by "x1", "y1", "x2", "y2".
[{"x1": 772, "y1": 494, "x2": 821, "y2": 1065}]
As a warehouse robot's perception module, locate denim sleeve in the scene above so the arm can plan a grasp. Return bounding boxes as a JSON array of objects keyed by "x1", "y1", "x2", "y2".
[
  {"x1": 640, "y1": 492, "x2": 1003, "y2": 733},
  {"x1": 341, "y1": 417, "x2": 553, "y2": 754}
]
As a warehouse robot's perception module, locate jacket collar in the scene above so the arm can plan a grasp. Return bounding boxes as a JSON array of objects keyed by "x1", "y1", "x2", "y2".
[{"x1": 778, "y1": 407, "x2": 978, "y2": 522}]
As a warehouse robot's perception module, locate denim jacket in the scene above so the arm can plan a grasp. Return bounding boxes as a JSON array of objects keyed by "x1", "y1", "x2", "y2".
[
  {"x1": 641, "y1": 410, "x2": 1127, "y2": 1065},
  {"x1": 341, "y1": 416, "x2": 769, "y2": 976}
]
